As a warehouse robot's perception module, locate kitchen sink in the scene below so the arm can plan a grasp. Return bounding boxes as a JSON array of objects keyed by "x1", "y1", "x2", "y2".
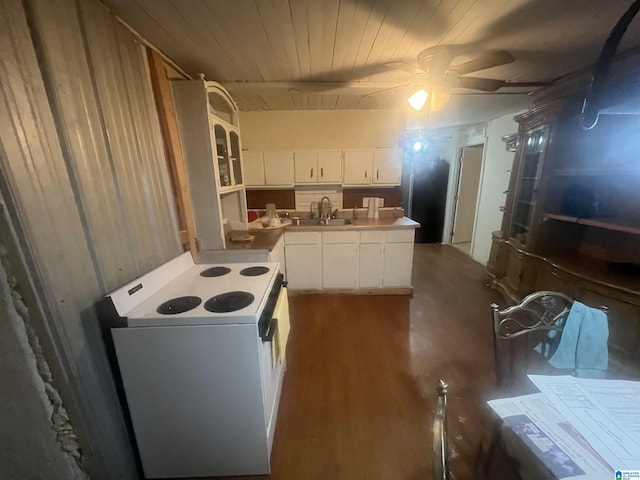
[
  {"x1": 324, "y1": 218, "x2": 352, "y2": 225},
  {"x1": 293, "y1": 218, "x2": 352, "y2": 226}
]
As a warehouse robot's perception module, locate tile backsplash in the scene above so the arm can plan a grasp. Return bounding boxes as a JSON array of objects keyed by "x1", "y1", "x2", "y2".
[
  {"x1": 294, "y1": 186, "x2": 343, "y2": 213},
  {"x1": 246, "y1": 186, "x2": 402, "y2": 215}
]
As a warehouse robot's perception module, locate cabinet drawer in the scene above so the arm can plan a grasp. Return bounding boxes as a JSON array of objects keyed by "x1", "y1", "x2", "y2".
[
  {"x1": 322, "y1": 231, "x2": 359, "y2": 244},
  {"x1": 384, "y1": 230, "x2": 415, "y2": 243},
  {"x1": 360, "y1": 230, "x2": 385, "y2": 244},
  {"x1": 284, "y1": 231, "x2": 321, "y2": 245}
]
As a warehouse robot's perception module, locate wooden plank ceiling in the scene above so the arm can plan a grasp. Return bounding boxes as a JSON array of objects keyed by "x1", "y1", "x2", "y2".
[{"x1": 102, "y1": 0, "x2": 640, "y2": 117}]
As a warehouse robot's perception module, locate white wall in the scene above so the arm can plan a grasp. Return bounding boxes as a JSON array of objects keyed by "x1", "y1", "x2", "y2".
[
  {"x1": 439, "y1": 111, "x2": 524, "y2": 265},
  {"x1": 239, "y1": 110, "x2": 400, "y2": 150},
  {"x1": 470, "y1": 111, "x2": 525, "y2": 265}
]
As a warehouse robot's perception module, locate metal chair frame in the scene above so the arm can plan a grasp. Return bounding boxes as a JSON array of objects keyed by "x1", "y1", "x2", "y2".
[
  {"x1": 433, "y1": 379, "x2": 449, "y2": 480},
  {"x1": 481, "y1": 291, "x2": 575, "y2": 479},
  {"x1": 491, "y1": 291, "x2": 574, "y2": 387}
]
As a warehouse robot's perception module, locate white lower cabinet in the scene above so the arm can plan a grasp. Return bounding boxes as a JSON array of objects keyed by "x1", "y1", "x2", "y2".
[
  {"x1": 284, "y1": 231, "x2": 321, "y2": 289},
  {"x1": 383, "y1": 243, "x2": 414, "y2": 287},
  {"x1": 358, "y1": 230, "x2": 385, "y2": 288},
  {"x1": 285, "y1": 245, "x2": 322, "y2": 289},
  {"x1": 322, "y1": 244, "x2": 359, "y2": 288},
  {"x1": 359, "y1": 243, "x2": 384, "y2": 288},
  {"x1": 322, "y1": 231, "x2": 359, "y2": 289},
  {"x1": 285, "y1": 228, "x2": 415, "y2": 290}
]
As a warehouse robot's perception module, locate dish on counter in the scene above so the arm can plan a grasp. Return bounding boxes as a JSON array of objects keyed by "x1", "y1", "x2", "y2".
[{"x1": 248, "y1": 218, "x2": 292, "y2": 230}]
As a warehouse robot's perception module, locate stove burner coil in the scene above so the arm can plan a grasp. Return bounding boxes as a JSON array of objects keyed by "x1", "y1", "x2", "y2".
[
  {"x1": 239, "y1": 266, "x2": 270, "y2": 277},
  {"x1": 204, "y1": 291, "x2": 255, "y2": 313},
  {"x1": 200, "y1": 266, "x2": 231, "y2": 277},
  {"x1": 157, "y1": 296, "x2": 202, "y2": 315}
]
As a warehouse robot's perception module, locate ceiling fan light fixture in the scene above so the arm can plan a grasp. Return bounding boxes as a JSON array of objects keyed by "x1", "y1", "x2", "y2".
[
  {"x1": 408, "y1": 89, "x2": 429, "y2": 110},
  {"x1": 429, "y1": 86, "x2": 451, "y2": 111}
]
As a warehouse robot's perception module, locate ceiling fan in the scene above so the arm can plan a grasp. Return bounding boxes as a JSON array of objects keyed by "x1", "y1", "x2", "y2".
[{"x1": 363, "y1": 46, "x2": 520, "y2": 104}]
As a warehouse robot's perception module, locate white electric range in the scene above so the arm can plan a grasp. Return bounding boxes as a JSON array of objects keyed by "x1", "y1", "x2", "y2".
[{"x1": 106, "y1": 252, "x2": 289, "y2": 479}]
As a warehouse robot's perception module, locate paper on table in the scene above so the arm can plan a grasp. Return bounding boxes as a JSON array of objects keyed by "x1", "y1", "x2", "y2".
[
  {"x1": 488, "y1": 393, "x2": 613, "y2": 479},
  {"x1": 528, "y1": 375, "x2": 640, "y2": 471}
]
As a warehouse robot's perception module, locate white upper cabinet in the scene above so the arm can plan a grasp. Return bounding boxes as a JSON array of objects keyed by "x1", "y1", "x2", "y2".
[
  {"x1": 244, "y1": 148, "x2": 399, "y2": 188},
  {"x1": 243, "y1": 151, "x2": 265, "y2": 186},
  {"x1": 343, "y1": 148, "x2": 401, "y2": 186},
  {"x1": 293, "y1": 151, "x2": 317, "y2": 183},
  {"x1": 263, "y1": 151, "x2": 294, "y2": 187},
  {"x1": 317, "y1": 150, "x2": 342, "y2": 183},
  {"x1": 294, "y1": 150, "x2": 342, "y2": 184},
  {"x1": 343, "y1": 149, "x2": 373, "y2": 185},
  {"x1": 373, "y1": 149, "x2": 402, "y2": 185}
]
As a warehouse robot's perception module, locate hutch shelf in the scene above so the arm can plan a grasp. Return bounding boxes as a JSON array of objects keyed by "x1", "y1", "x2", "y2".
[{"x1": 488, "y1": 51, "x2": 640, "y2": 375}]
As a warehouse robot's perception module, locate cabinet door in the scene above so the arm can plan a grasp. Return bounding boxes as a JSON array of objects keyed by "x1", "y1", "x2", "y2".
[
  {"x1": 213, "y1": 124, "x2": 232, "y2": 187},
  {"x1": 293, "y1": 151, "x2": 317, "y2": 183},
  {"x1": 373, "y1": 149, "x2": 401, "y2": 185},
  {"x1": 228, "y1": 130, "x2": 243, "y2": 185},
  {"x1": 243, "y1": 151, "x2": 265, "y2": 186},
  {"x1": 285, "y1": 244, "x2": 322, "y2": 289},
  {"x1": 322, "y1": 244, "x2": 359, "y2": 289},
  {"x1": 268, "y1": 236, "x2": 286, "y2": 280},
  {"x1": 343, "y1": 150, "x2": 372, "y2": 185},
  {"x1": 383, "y1": 243, "x2": 413, "y2": 287},
  {"x1": 263, "y1": 151, "x2": 294, "y2": 186},
  {"x1": 359, "y1": 243, "x2": 383, "y2": 288},
  {"x1": 509, "y1": 125, "x2": 548, "y2": 247},
  {"x1": 317, "y1": 150, "x2": 342, "y2": 183}
]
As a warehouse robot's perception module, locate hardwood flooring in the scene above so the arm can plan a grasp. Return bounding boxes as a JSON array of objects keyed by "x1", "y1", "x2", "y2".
[{"x1": 208, "y1": 244, "x2": 518, "y2": 480}]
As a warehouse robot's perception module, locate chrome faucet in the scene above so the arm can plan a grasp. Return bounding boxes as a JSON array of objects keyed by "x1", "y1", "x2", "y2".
[{"x1": 319, "y1": 196, "x2": 331, "y2": 217}]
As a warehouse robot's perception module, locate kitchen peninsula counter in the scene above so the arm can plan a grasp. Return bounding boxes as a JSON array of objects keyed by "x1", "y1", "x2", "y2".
[
  {"x1": 196, "y1": 216, "x2": 419, "y2": 292},
  {"x1": 222, "y1": 216, "x2": 419, "y2": 253},
  {"x1": 286, "y1": 216, "x2": 419, "y2": 231}
]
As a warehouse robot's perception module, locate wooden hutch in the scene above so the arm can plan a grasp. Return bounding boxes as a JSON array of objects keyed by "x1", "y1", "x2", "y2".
[{"x1": 488, "y1": 51, "x2": 640, "y2": 374}]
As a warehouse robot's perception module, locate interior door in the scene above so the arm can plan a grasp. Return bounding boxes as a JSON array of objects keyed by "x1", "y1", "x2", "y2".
[{"x1": 452, "y1": 146, "x2": 483, "y2": 244}]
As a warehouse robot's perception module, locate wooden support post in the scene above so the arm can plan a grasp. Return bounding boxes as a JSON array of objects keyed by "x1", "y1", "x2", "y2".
[{"x1": 146, "y1": 48, "x2": 198, "y2": 253}]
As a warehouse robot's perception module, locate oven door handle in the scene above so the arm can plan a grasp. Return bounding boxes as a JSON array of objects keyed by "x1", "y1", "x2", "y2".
[{"x1": 263, "y1": 318, "x2": 278, "y2": 342}]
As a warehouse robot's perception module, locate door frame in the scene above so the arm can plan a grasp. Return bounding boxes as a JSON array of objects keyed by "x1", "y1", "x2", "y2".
[
  {"x1": 443, "y1": 141, "x2": 487, "y2": 253},
  {"x1": 451, "y1": 144, "x2": 484, "y2": 245}
]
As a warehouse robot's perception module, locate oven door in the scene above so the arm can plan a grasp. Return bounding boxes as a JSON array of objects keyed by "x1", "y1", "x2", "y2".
[{"x1": 259, "y1": 286, "x2": 289, "y2": 450}]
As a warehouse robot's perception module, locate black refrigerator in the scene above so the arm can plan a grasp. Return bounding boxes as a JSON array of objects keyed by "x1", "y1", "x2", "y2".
[{"x1": 403, "y1": 152, "x2": 450, "y2": 243}]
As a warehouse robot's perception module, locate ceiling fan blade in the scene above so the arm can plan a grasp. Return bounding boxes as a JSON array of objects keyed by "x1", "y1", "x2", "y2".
[
  {"x1": 447, "y1": 51, "x2": 515, "y2": 75},
  {"x1": 362, "y1": 83, "x2": 415, "y2": 98},
  {"x1": 385, "y1": 62, "x2": 428, "y2": 75},
  {"x1": 453, "y1": 77, "x2": 506, "y2": 92}
]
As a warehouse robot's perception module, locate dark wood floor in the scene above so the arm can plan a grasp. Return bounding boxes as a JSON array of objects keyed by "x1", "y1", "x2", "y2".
[{"x1": 213, "y1": 244, "x2": 518, "y2": 480}]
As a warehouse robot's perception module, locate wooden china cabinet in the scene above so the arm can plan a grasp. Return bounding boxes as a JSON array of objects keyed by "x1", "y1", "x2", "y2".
[{"x1": 488, "y1": 51, "x2": 640, "y2": 374}]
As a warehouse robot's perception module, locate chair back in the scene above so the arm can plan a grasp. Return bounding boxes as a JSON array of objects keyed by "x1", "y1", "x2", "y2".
[
  {"x1": 491, "y1": 291, "x2": 573, "y2": 389},
  {"x1": 433, "y1": 379, "x2": 450, "y2": 480}
]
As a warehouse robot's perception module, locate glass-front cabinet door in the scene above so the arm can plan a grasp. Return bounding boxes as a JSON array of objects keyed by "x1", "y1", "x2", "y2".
[
  {"x1": 229, "y1": 130, "x2": 243, "y2": 185},
  {"x1": 509, "y1": 125, "x2": 549, "y2": 246},
  {"x1": 213, "y1": 124, "x2": 232, "y2": 187},
  {"x1": 211, "y1": 122, "x2": 244, "y2": 190}
]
